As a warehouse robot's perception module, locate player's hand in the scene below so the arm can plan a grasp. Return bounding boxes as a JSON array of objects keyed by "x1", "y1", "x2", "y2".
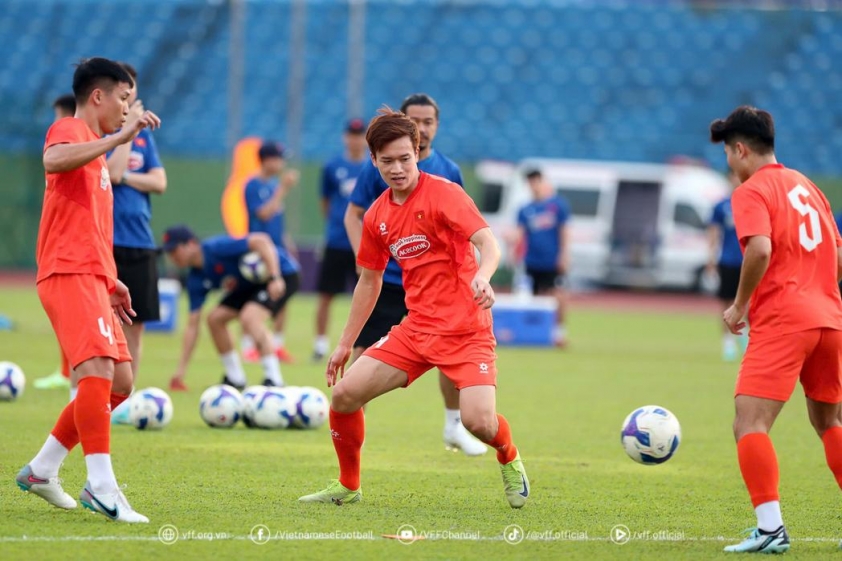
[
  {"x1": 281, "y1": 169, "x2": 300, "y2": 190},
  {"x1": 124, "y1": 100, "x2": 145, "y2": 128},
  {"x1": 723, "y1": 301, "x2": 747, "y2": 335},
  {"x1": 326, "y1": 345, "x2": 352, "y2": 387},
  {"x1": 110, "y1": 279, "x2": 137, "y2": 325},
  {"x1": 267, "y1": 276, "x2": 286, "y2": 301},
  {"x1": 119, "y1": 110, "x2": 161, "y2": 143},
  {"x1": 471, "y1": 274, "x2": 495, "y2": 309}
]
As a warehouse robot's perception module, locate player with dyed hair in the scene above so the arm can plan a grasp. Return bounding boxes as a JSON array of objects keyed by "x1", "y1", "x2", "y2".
[
  {"x1": 17, "y1": 57, "x2": 160, "y2": 523},
  {"x1": 344, "y1": 93, "x2": 486, "y2": 456},
  {"x1": 713, "y1": 106, "x2": 842, "y2": 553},
  {"x1": 300, "y1": 108, "x2": 529, "y2": 508}
]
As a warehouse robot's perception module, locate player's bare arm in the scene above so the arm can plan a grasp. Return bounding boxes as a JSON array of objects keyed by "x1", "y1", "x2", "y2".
[
  {"x1": 706, "y1": 224, "x2": 721, "y2": 272},
  {"x1": 724, "y1": 235, "x2": 771, "y2": 334},
  {"x1": 247, "y1": 233, "x2": 285, "y2": 300},
  {"x1": 326, "y1": 267, "x2": 384, "y2": 386},
  {"x1": 558, "y1": 223, "x2": 570, "y2": 275},
  {"x1": 173, "y1": 310, "x2": 202, "y2": 383},
  {"x1": 254, "y1": 169, "x2": 299, "y2": 221},
  {"x1": 43, "y1": 110, "x2": 161, "y2": 174},
  {"x1": 120, "y1": 167, "x2": 167, "y2": 194},
  {"x1": 837, "y1": 246, "x2": 842, "y2": 282},
  {"x1": 109, "y1": 279, "x2": 136, "y2": 325},
  {"x1": 343, "y1": 203, "x2": 366, "y2": 256},
  {"x1": 469, "y1": 227, "x2": 501, "y2": 309}
]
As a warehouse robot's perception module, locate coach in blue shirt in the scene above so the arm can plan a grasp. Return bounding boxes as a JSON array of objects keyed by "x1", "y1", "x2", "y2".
[
  {"x1": 514, "y1": 169, "x2": 571, "y2": 347},
  {"x1": 707, "y1": 172, "x2": 745, "y2": 361},
  {"x1": 313, "y1": 119, "x2": 369, "y2": 360},
  {"x1": 243, "y1": 141, "x2": 300, "y2": 362},
  {"x1": 343, "y1": 93, "x2": 486, "y2": 457},
  {"x1": 106, "y1": 63, "x2": 167, "y2": 384}
]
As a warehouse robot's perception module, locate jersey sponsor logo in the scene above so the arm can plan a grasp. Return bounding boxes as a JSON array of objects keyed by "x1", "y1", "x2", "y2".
[
  {"x1": 389, "y1": 234, "x2": 431, "y2": 260},
  {"x1": 379, "y1": 222, "x2": 388, "y2": 235},
  {"x1": 100, "y1": 166, "x2": 110, "y2": 191},
  {"x1": 479, "y1": 362, "x2": 489, "y2": 373},
  {"x1": 527, "y1": 210, "x2": 557, "y2": 231}
]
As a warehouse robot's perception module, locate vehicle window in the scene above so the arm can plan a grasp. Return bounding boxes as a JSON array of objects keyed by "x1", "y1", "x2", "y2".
[
  {"x1": 480, "y1": 182, "x2": 503, "y2": 213},
  {"x1": 557, "y1": 188, "x2": 600, "y2": 217},
  {"x1": 674, "y1": 202, "x2": 705, "y2": 230}
]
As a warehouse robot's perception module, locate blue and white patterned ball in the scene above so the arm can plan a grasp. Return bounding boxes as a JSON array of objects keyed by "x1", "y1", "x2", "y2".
[
  {"x1": 129, "y1": 387, "x2": 173, "y2": 430},
  {"x1": 252, "y1": 386, "x2": 298, "y2": 429},
  {"x1": 199, "y1": 384, "x2": 244, "y2": 428},
  {"x1": 238, "y1": 252, "x2": 269, "y2": 283},
  {"x1": 621, "y1": 405, "x2": 681, "y2": 465},
  {"x1": 0, "y1": 361, "x2": 25, "y2": 401},
  {"x1": 293, "y1": 386, "x2": 329, "y2": 429}
]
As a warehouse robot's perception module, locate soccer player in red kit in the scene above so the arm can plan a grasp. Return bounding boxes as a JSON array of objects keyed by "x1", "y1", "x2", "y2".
[
  {"x1": 15, "y1": 58, "x2": 160, "y2": 523},
  {"x1": 712, "y1": 106, "x2": 842, "y2": 553},
  {"x1": 299, "y1": 109, "x2": 529, "y2": 508}
]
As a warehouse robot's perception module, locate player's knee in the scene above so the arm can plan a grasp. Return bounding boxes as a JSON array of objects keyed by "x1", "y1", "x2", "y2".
[
  {"x1": 462, "y1": 411, "x2": 497, "y2": 441},
  {"x1": 330, "y1": 382, "x2": 361, "y2": 413}
]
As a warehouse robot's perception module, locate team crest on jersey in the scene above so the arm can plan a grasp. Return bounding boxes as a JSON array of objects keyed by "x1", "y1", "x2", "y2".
[
  {"x1": 128, "y1": 150, "x2": 144, "y2": 172},
  {"x1": 390, "y1": 234, "x2": 431, "y2": 260},
  {"x1": 379, "y1": 222, "x2": 388, "y2": 235}
]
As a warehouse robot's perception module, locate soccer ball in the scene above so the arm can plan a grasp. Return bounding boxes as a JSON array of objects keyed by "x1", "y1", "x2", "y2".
[
  {"x1": 199, "y1": 385, "x2": 244, "y2": 428},
  {"x1": 0, "y1": 361, "x2": 25, "y2": 401},
  {"x1": 252, "y1": 387, "x2": 298, "y2": 429},
  {"x1": 239, "y1": 252, "x2": 269, "y2": 283},
  {"x1": 241, "y1": 385, "x2": 269, "y2": 428},
  {"x1": 128, "y1": 387, "x2": 173, "y2": 430},
  {"x1": 293, "y1": 386, "x2": 329, "y2": 429},
  {"x1": 621, "y1": 405, "x2": 681, "y2": 465}
]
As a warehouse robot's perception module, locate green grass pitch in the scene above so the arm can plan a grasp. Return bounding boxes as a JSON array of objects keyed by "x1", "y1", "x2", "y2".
[{"x1": 0, "y1": 286, "x2": 841, "y2": 560}]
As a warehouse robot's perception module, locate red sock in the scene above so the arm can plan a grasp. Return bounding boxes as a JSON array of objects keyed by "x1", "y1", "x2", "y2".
[
  {"x1": 60, "y1": 351, "x2": 70, "y2": 379},
  {"x1": 487, "y1": 414, "x2": 519, "y2": 464},
  {"x1": 737, "y1": 432, "x2": 780, "y2": 507},
  {"x1": 330, "y1": 408, "x2": 364, "y2": 491},
  {"x1": 47, "y1": 391, "x2": 127, "y2": 452},
  {"x1": 822, "y1": 426, "x2": 842, "y2": 490},
  {"x1": 74, "y1": 377, "x2": 113, "y2": 455},
  {"x1": 51, "y1": 400, "x2": 78, "y2": 450}
]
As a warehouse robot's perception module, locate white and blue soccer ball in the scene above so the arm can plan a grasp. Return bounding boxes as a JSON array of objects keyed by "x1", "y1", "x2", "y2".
[
  {"x1": 293, "y1": 386, "x2": 329, "y2": 429},
  {"x1": 128, "y1": 387, "x2": 173, "y2": 430},
  {"x1": 241, "y1": 385, "x2": 269, "y2": 428},
  {"x1": 199, "y1": 384, "x2": 244, "y2": 428},
  {"x1": 621, "y1": 405, "x2": 681, "y2": 465},
  {"x1": 252, "y1": 386, "x2": 298, "y2": 429},
  {"x1": 238, "y1": 251, "x2": 270, "y2": 283},
  {"x1": 0, "y1": 361, "x2": 25, "y2": 401}
]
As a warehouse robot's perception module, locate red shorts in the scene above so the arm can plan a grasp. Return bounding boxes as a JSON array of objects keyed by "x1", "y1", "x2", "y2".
[
  {"x1": 736, "y1": 328, "x2": 842, "y2": 403},
  {"x1": 363, "y1": 323, "x2": 498, "y2": 389},
  {"x1": 37, "y1": 274, "x2": 131, "y2": 369}
]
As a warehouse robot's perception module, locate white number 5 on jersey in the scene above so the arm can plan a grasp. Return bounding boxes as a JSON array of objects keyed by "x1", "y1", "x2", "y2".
[{"x1": 787, "y1": 184, "x2": 823, "y2": 251}]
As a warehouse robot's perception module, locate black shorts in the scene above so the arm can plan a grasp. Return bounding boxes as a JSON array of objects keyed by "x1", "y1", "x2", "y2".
[
  {"x1": 317, "y1": 247, "x2": 358, "y2": 295},
  {"x1": 717, "y1": 264, "x2": 741, "y2": 301},
  {"x1": 114, "y1": 246, "x2": 160, "y2": 323},
  {"x1": 219, "y1": 273, "x2": 300, "y2": 316},
  {"x1": 355, "y1": 282, "x2": 408, "y2": 349},
  {"x1": 526, "y1": 267, "x2": 564, "y2": 295}
]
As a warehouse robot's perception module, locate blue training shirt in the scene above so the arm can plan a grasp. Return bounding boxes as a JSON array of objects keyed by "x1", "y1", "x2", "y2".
[
  {"x1": 349, "y1": 149, "x2": 463, "y2": 285},
  {"x1": 322, "y1": 155, "x2": 367, "y2": 251},
  {"x1": 710, "y1": 198, "x2": 743, "y2": 268},
  {"x1": 517, "y1": 195, "x2": 571, "y2": 272},
  {"x1": 111, "y1": 129, "x2": 163, "y2": 249},
  {"x1": 186, "y1": 235, "x2": 300, "y2": 312},
  {"x1": 245, "y1": 176, "x2": 287, "y2": 248}
]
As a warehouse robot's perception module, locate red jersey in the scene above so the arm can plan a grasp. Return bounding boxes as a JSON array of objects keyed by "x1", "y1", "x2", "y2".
[
  {"x1": 36, "y1": 118, "x2": 117, "y2": 288},
  {"x1": 358, "y1": 172, "x2": 492, "y2": 335},
  {"x1": 732, "y1": 163, "x2": 842, "y2": 340}
]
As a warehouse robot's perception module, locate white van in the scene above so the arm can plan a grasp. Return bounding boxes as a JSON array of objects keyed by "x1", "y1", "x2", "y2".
[{"x1": 477, "y1": 158, "x2": 731, "y2": 291}]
